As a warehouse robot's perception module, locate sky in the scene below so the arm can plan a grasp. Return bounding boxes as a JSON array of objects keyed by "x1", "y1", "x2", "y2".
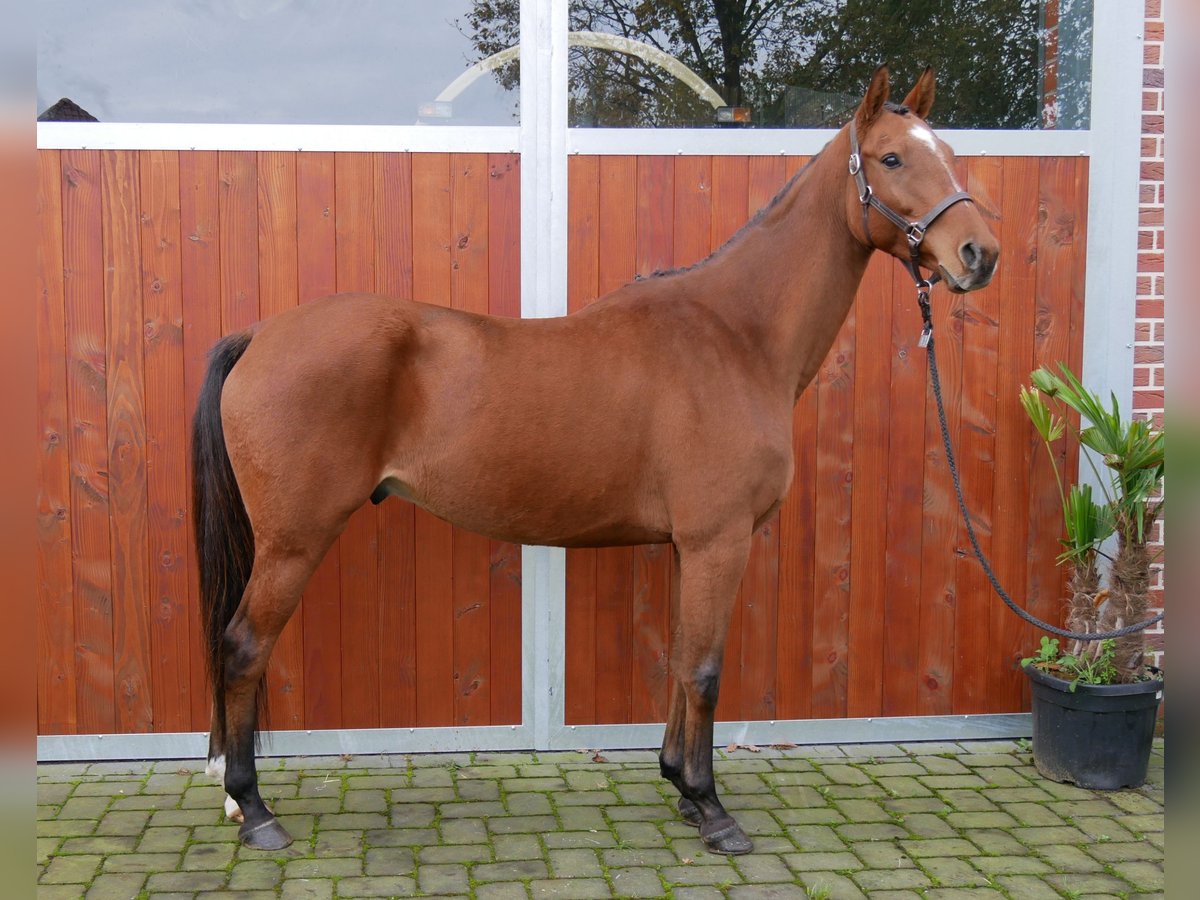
[{"x1": 37, "y1": 0, "x2": 519, "y2": 125}]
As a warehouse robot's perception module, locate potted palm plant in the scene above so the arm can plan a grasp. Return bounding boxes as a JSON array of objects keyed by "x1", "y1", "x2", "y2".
[{"x1": 1018, "y1": 364, "x2": 1164, "y2": 790}]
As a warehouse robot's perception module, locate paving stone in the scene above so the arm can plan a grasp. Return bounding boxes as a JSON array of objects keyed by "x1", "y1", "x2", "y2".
[
  {"x1": 783, "y1": 850, "x2": 862, "y2": 871},
  {"x1": 911, "y1": 756, "x2": 971, "y2": 775},
  {"x1": 837, "y1": 822, "x2": 909, "y2": 841},
  {"x1": 313, "y1": 829, "x2": 364, "y2": 856},
  {"x1": 474, "y1": 859, "x2": 550, "y2": 882},
  {"x1": 229, "y1": 859, "x2": 284, "y2": 890},
  {"x1": 182, "y1": 841, "x2": 237, "y2": 870},
  {"x1": 607, "y1": 866, "x2": 667, "y2": 897},
  {"x1": 493, "y1": 832, "x2": 543, "y2": 860},
  {"x1": 557, "y1": 806, "x2": 607, "y2": 831},
  {"x1": 1036, "y1": 843, "x2": 1105, "y2": 873},
  {"x1": 937, "y1": 790, "x2": 997, "y2": 812},
  {"x1": 1111, "y1": 860, "x2": 1165, "y2": 891},
  {"x1": 973, "y1": 855, "x2": 1052, "y2": 875},
  {"x1": 661, "y1": 863, "x2": 740, "y2": 886},
  {"x1": 542, "y1": 830, "x2": 616, "y2": 850},
  {"x1": 994, "y1": 875, "x2": 1071, "y2": 899},
  {"x1": 84, "y1": 872, "x2": 148, "y2": 899},
  {"x1": 726, "y1": 886, "x2": 811, "y2": 899},
  {"x1": 283, "y1": 857, "x2": 362, "y2": 879},
  {"x1": 733, "y1": 854, "x2": 792, "y2": 883},
  {"x1": 546, "y1": 847, "x2": 603, "y2": 877},
  {"x1": 417, "y1": 862, "x2": 471, "y2": 893},
  {"x1": 901, "y1": 838, "x2": 979, "y2": 858},
  {"x1": 919, "y1": 857, "x2": 992, "y2": 888},
  {"x1": 944, "y1": 811, "x2": 1017, "y2": 829},
  {"x1": 818, "y1": 764, "x2": 872, "y2": 786},
  {"x1": 852, "y1": 843, "x2": 917, "y2": 869},
  {"x1": 895, "y1": 813, "x2": 957, "y2": 839},
  {"x1": 475, "y1": 882, "x2": 533, "y2": 900},
  {"x1": 506, "y1": 792, "x2": 555, "y2": 815},
  {"x1": 102, "y1": 851, "x2": 182, "y2": 873},
  {"x1": 58, "y1": 834, "x2": 138, "y2": 855},
  {"x1": 145, "y1": 870, "x2": 228, "y2": 892},
  {"x1": 885, "y1": 797, "x2": 950, "y2": 815},
  {"x1": 530, "y1": 877, "x2": 611, "y2": 897},
  {"x1": 878, "y1": 776, "x2": 934, "y2": 798},
  {"x1": 1087, "y1": 839, "x2": 1164, "y2": 862},
  {"x1": 337, "y1": 875, "x2": 419, "y2": 896},
  {"x1": 489, "y1": 814, "x2": 558, "y2": 834},
  {"x1": 792, "y1": 871, "x2": 867, "y2": 899},
  {"x1": 851, "y1": 868, "x2": 931, "y2": 891},
  {"x1": 785, "y1": 824, "x2": 847, "y2": 852},
  {"x1": 281, "y1": 877, "x2": 335, "y2": 899},
  {"x1": 392, "y1": 801, "x2": 436, "y2": 827},
  {"x1": 420, "y1": 844, "x2": 490, "y2": 864},
  {"x1": 1045, "y1": 872, "x2": 1137, "y2": 895},
  {"x1": 603, "y1": 847, "x2": 679, "y2": 868},
  {"x1": 1011, "y1": 825, "x2": 1089, "y2": 845},
  {"x1": 833, "y1": 798, "x2": 892, "y2": 823},
  {"x1": 366, "y1": 846, "x2": 417, "y2": 873},
  {"x1": 923, "y1": 889, "x2": 1005, "y2": 899},
  {"x1": 40, "y1": 853, "x2": 103, "y2": 884},
  {"x1": 441, "y1": 816, "x2": 489, "y2": 844}
]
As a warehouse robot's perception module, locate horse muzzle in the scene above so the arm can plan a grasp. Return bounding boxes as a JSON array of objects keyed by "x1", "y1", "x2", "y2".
[{"x1": 940, "y1": 240, "x2": 999, "y2": 293}]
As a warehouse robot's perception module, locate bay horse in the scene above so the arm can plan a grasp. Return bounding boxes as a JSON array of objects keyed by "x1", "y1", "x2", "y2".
[{"x1": 195, "y1": 66, "x2": 998, "y2": 855}]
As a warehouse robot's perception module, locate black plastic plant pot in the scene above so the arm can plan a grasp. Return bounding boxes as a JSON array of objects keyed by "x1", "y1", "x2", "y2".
[{"x1": 1024, "y1": 664, "x2": 1163, "y2": 790}]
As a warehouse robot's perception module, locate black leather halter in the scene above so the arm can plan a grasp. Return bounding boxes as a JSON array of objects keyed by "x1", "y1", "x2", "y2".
[{"x1": 848, "y1": 118, "x2": 974, "y2": 291}]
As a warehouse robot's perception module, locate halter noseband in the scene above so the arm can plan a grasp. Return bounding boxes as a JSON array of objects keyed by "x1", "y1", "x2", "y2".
[{"x1": 848, "y1": 119, "x2": 973, "y2": 289}]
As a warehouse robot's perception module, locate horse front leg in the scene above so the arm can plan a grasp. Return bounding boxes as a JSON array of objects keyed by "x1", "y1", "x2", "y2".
[{"x1": 670, "y1": 530, "x2": 754, "y2": 855}]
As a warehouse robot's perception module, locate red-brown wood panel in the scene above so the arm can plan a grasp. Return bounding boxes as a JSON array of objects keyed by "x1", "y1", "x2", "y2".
[
  {"x1": 140, "y1": 150, "x2": 191, "y2": 732},
  {"x1": 563, "y1": 154, "x2": 1085, "y2": 725},
  {"x1": 61, "y1": 150, "x2": 116, "y2": 734},
  {"x1": 36, "y1": 151, "x2": 77, "y2": 736},
  {"x1": 179, "y1": 151, "x2": 223, "y2": 731},
  {"x1": 953, "y1": 157, "x2": 1003, "y2": 714},
  {"x1": 38, "y1": 150, "x2": 522, "y2": 736},
  {"x1": 103, "y1": 150, "x2": 153, "y2": 733}
]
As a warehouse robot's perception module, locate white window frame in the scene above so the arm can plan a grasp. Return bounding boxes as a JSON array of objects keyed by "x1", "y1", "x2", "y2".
[{"x1": 37, "y1": 0, "x2": 1142, "y2": 761}]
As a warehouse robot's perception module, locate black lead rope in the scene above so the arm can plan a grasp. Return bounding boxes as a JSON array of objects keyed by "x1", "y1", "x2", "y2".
[{"x1": 918, "y1": 289, "x2": 1165, "y2": 642}]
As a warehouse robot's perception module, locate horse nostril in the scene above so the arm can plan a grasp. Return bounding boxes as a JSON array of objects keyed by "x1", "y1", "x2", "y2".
[{"x1": 959, "y1": 241, "x2": 982, "y2": 272}]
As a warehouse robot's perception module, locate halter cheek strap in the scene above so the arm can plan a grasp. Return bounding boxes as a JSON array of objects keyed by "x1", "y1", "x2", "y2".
[{"x1": 848, "y1": 119, "x2": 974, "y2": 291}]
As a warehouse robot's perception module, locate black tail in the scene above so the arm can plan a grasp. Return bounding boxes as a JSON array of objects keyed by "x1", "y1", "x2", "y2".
[{"x1": 192, "y1": 330, "x2": 262, "y2": 754}]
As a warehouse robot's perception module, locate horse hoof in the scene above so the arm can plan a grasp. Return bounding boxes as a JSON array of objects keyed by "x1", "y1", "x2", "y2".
[
  {"x1": 700, "y1": 820, "x2": 753, "y2": 856},
  {"x1": 238, "y1": 817, "x2": 293, "y2": 850},
  {"x1": 678, "y1": 797, "x2": 702, "y2": 827}
]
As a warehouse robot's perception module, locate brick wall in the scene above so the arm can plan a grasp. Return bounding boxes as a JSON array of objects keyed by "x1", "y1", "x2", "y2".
[{"x1": 1137, "y1": 0, "x2": 1165, "y2": 667}]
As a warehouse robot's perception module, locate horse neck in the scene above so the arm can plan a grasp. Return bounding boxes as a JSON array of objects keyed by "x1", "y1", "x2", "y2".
[{"x1": 690, "y1": 133, "x2": 873, "y2": 401}]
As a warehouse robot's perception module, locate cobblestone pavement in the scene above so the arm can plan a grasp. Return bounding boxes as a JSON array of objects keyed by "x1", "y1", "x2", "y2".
[{"x1": 37, "y1": 738, "x2": 1164, "y2": 899}]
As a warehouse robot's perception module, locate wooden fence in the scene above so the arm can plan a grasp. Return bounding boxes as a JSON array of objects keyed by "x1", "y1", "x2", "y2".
[{"x1": 36, "y1": 148, "x2": 1087, "y2": 738}]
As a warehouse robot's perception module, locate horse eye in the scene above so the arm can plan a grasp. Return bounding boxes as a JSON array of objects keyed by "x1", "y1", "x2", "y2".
[{"x1": 882, "y1": 154, "x2": 902, "y2": 169}]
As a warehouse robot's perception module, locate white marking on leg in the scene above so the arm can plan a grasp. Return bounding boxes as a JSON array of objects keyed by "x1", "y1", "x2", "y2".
[
  {"x1": 205, "y1": 754, "x2": 226, "y2": 780},
  {"x1": 225, "y1": 793, "x2": 244, "y2": 824}
]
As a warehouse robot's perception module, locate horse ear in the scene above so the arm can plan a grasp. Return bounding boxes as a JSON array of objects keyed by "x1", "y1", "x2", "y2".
[
  {"x1": 903, "y1": 67, "x2": 936, "y2": 119},
  {"x1": 855, "y1": 65, "x2": 890, "y2": 133}
]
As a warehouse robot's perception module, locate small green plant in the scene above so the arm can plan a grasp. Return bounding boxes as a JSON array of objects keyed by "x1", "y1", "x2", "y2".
[{"x1": 1021, "y1": 635, "x2": 1121, "y2": 690}]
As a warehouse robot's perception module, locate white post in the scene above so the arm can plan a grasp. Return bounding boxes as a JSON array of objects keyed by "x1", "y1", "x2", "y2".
[{"x1": 520, "y1": 0, "x2": 569, "y2": 750}]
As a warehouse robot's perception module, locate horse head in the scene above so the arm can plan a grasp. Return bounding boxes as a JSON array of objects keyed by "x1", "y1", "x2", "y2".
[{"x1": 846, "y1": 66, "x2": 999, "y2": 293}]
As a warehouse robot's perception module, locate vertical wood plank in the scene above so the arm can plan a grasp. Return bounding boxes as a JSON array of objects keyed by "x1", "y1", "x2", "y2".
[
  {"x1": 335, "y1": 152, "x2": 382, "y2": 730},
  {"x1": 846, "y1": 252, "x2": 893, "y2": 717},
  {"x1": 990, "y1": 157, "x2": 1039, "y2": 711},
  {"x1": 140, "y1": 150, "x2": 191, "y2": 732},
  {"x1": 487, "y1": 153, "x2": 523, "y2": 725},
  {"x1": 881, "y1": 259, "x2": 927, "y2": 715},
  {"x1": 451, "y1": 154, "x2": 494, "y2": 724},
  {"x1": 61, "y1": 149, "x2": 117, "y2": 734},
  {"x1": 103, "y1": 150, "x2": 153, "y2": 733},
  {"x1": 953, "y1": 157, "x2": 1003, "y2": 713},
  {"x1": 1027, "y1": 157, "x2": 1077, "y2": 649},
  {"x1": 810, "y1": 307, "x2": 855, "y2": 720},
  {"x1": 179, "y1": 151, "x2": 223, "y2": 730},
  {"x1": 412, "y1": 152, "x2": 456, "y2": 727},
  {"x1": 217, "y1": 152, "x2": 259, "y2": 333},
  {"x1": 916, "y1": 287, "x2": 965, "y2": 715},
  {"x1": 255, "y1": 150, "x2": 305, "y2": 729},
  {"x1": 774, "y1": 156, "x2": 815, "y2": 722},
  {"x1": 295, "y1": 151, "x2": 343, "y2": 730},
  {"x1": 36, "y1": 151, "x2": 77, "y2": 734},
  {"x1": 376, "y1": 152, "x2": 418, "y2": 728},
  {"x1": 564, "y1": 154, "x2": 600, "y2": 725}
]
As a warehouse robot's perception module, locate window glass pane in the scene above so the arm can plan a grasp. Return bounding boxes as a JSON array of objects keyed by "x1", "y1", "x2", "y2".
[
  {"x1": 561, "y1": 0, "x2": 1092, "y2": 129},
  {"x1": 38, "y1": 0, "x2": 519, "y2": 125}
]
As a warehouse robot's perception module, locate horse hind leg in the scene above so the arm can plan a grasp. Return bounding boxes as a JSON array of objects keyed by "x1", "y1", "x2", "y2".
[{"x1": 219, "y1": 547, "x2": 324, "y2": 849}]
